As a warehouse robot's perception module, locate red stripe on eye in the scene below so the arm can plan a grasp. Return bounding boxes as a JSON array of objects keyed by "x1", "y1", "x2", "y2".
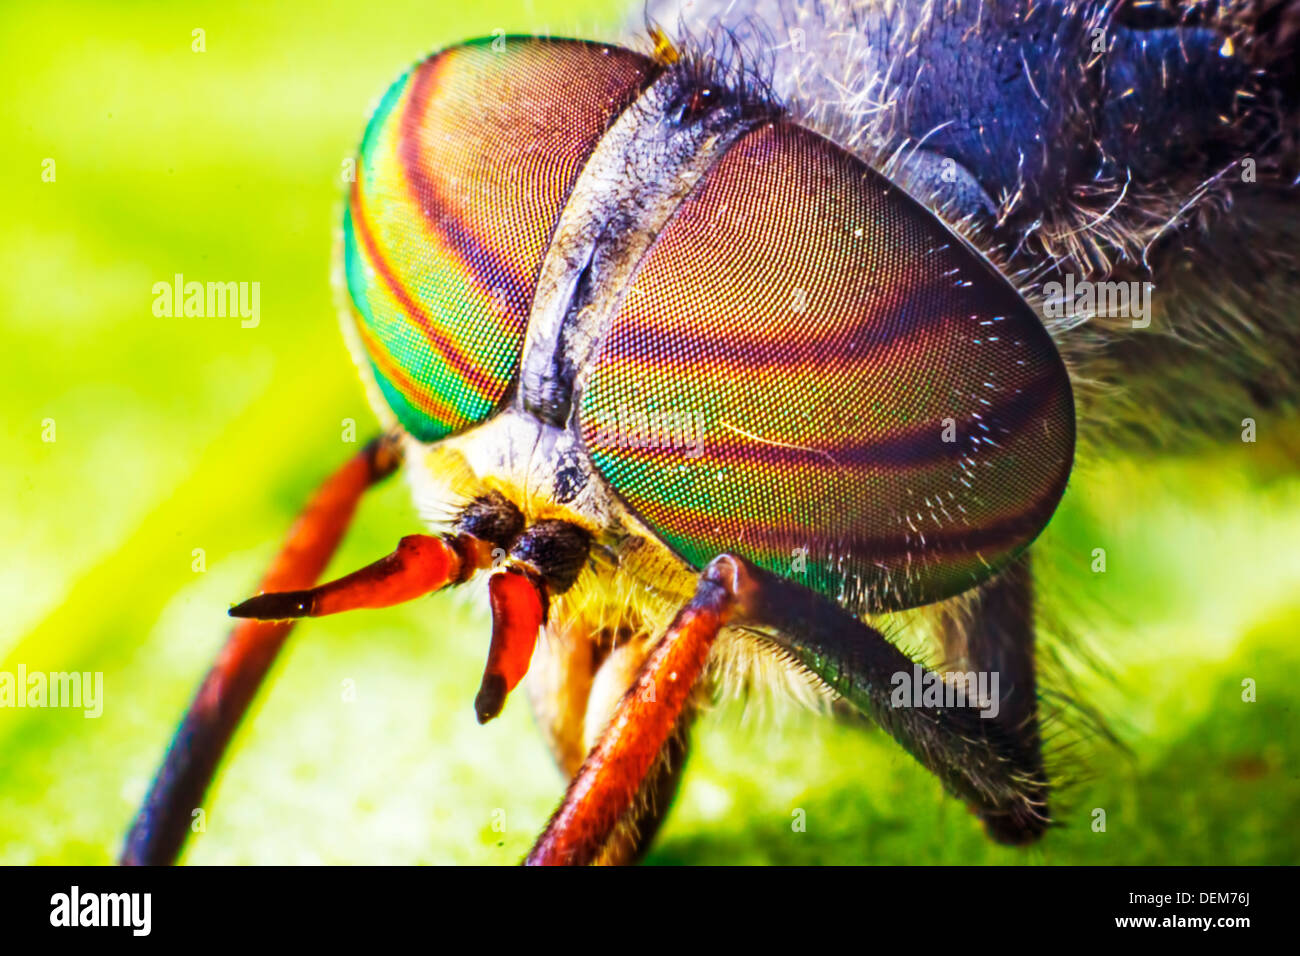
[
  {"x1": 398, "y1": 53, "x2": 532, "y2": 318},
  {"x1": 348, "y1": 177, "x2": 502, "y2": 402},
  {"x1": 585, "y1": 365, "x2": 1068, "y2": 472},
  {"x1": 352, "y1": 312, "x2": 465, "y2": 427},
  {"x1": 602, "y1": 272, "x2": 997, "y2": 370}
]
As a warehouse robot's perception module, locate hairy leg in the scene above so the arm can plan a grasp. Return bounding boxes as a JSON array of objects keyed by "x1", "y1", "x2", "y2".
[
  {"x1": 526, "y1": 616, "x2": 694, "y2": 866},
  {"x1": 937, "y1": 556, "x2": 1047, "y2": 843},
  {"x1": 528, "y1": 553, "x2": 1048, "y2": 864}
]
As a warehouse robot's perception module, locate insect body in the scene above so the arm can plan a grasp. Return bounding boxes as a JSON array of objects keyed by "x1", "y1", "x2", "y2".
[
  {"x1": 124, "y1": 0, "x2": 1299, "y2": 865},
  {"x1": 342, "y1": 33, "x2": 1074, "y2": 861}
]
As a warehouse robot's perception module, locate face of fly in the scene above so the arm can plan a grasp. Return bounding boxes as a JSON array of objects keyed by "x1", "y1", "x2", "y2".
[
  {"x1": 127, "y1": 2, "x2": 1300, "y2": 868},
  {"x1": 335, "y1": 34, "x2": 1075, "y2": 755}
]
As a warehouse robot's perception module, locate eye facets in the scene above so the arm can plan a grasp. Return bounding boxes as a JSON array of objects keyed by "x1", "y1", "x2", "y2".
[
  {"x1": 344, "y1": 38, "x2": 652, "y2": 441},
  {"x1": 580, "y1": 121, "x2": 1075, "y2": 612}
]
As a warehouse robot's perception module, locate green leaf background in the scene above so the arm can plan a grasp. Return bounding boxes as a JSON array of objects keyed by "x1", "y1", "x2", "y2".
[{"x1": 2, "y1": 0, "x2": 1297, "y2": 864}]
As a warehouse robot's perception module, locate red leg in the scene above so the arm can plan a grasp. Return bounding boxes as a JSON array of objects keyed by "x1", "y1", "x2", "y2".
[
  {"x1": 526, "y1": 571, "x2": 735, "y2": 866},
  {"x1": 527, "y1": 551, "x2": 1050, "y2": 864},
  {"x1": 121, "y1": 436, "x2": 401, "y2": 865}
]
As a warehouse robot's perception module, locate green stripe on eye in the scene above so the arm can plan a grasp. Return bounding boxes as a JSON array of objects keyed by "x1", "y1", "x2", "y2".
[{"x1": 370, "y1": 361, "x2": 445, "y2": 443}]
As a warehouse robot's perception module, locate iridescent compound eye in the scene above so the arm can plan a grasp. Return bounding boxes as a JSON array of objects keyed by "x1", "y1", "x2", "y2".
[
  {"x1": 343, "y1": 38, "x2": 652, "y2": 441},
  {"x1": 580, "y1": 121, "x2": 1075, "y2": 612}
]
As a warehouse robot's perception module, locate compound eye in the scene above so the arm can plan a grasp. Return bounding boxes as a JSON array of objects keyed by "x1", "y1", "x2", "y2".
[
  {"x1": 580, "y1": 121, "x2": 1075, "y2": 611},
  {"x1": 344, "y1": 38, "x2": 651, "y2": 441}
]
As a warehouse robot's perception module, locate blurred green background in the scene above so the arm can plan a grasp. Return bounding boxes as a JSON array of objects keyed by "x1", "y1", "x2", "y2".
[{"x1": 2, "y1": 0, "x2": 1298, "y2": 865}]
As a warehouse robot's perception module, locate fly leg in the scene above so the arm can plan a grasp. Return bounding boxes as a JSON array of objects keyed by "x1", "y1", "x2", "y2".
[
  {"x1": 936, "y1": 556, "x2": 1048, "y2": 844},
  {"x1": 121, "y1": 467, "x2": 519, "y2": 865},
  {"x1": 526, "y1": 564, "x2": 729, "y2": 866},
  {"x1": 527, "y1": 614, "x2": 694, "y2": 866},
  {"x1": 121, "y1": 434, "x2": 403, "y2": 865},
  {"x1": 527, "y1": 553, "x2": 1048, "y2": 865}
]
